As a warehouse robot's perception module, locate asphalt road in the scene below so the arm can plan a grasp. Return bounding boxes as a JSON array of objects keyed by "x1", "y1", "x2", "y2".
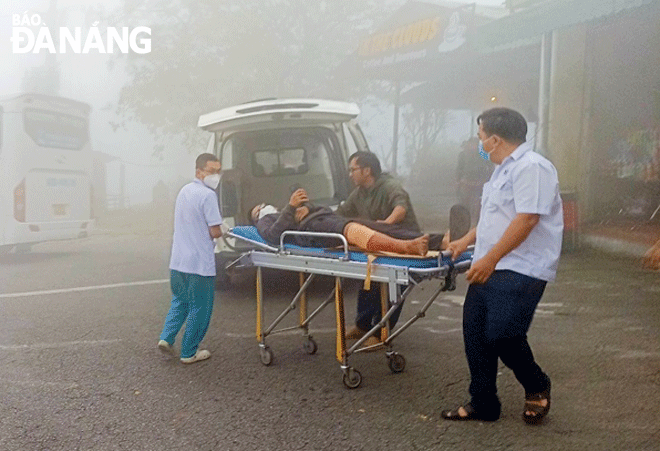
[{"x1": 1, "y1": 231, "x2": 659, "y2": 450}]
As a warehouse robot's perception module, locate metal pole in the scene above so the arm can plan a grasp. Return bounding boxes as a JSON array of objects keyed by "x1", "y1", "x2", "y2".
[
  {"x1": 536, "y1": 31, "x2": 553, "y2": 156},
  {"x1": 392, "y1": 79, "x2": 400, "y2": 174},
  {"x1": 119, "y1": 163, "x2": 126, "y2": 209}
]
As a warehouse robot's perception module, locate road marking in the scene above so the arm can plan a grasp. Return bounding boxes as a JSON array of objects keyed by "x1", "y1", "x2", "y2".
[
  {"x1": 0, "y1": 339, "x2": 122, "y2": 350},
  {"x1": 0, "y1": 279, "x2": 169, "y2": 299},
  {"x1": 423, "y1": 327, "x2": 462, "y2": 335},
  {"x1": 440, "y1": 295, "x2": 465, "y2": 306},
  {"x1": 0, "y1": 379, "x2": 79, "y2": 389},
  {"x1": 436, "y1": 315, "x2": 461, "y2": 322}
]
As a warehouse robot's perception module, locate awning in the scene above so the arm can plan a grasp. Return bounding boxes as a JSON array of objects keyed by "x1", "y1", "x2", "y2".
[
  {"x1": 476, "y1": 0, "x2": 657, "y2": 52},
  {"x1": 400, "y1": 43, "x2": 541, "y2": 112}
]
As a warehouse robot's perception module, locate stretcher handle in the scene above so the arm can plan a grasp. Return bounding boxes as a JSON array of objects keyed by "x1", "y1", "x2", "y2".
[
  {"x1": 225, "y1": 230, "x2": 278, "y2": 253},
  {"x1": 440, "y1": 245, "x2": 475, "y2": 260},
  {"x1": 279, "y1": 231, "x2": 350, "y2": 260},
  {"x1": 453, "y1": 260, "x2": 473, "y2": 271}
]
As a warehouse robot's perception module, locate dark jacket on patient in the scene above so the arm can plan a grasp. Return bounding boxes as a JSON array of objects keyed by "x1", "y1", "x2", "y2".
[{"x1": 256, "y1": 204, "x2": 432, "y2": 248}]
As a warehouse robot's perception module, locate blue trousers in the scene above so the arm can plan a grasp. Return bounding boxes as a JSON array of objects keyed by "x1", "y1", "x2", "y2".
[
  {"x1": 160, "y1": 270, "x2": 215, "y2": 359},
  {"x1": 355, "y1": 284, "x2": 403, "y2": 333},
  {"x1": 463, "y1": 270, "x2": 550, "y2": 419}
]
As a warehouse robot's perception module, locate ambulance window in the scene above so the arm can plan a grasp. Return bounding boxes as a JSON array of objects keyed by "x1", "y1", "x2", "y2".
[
  {"x1": 342, "y1": 123, "x2": 358, "y2": 155},
  {"x1": 221, "y1": 138, "x2": 234, "y2": 169},
  {"x1": 252, "y1": 148, "x2": 307, "y2": 177}
]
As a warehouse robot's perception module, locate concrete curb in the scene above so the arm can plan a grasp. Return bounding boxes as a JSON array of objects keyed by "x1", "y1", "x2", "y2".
[{"x1": 582, "y1": 234, "x2": 650, "y2": 258}]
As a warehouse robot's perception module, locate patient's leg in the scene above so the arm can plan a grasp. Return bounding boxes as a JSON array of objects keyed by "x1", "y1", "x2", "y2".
[{"x1": 344, "y1": 223, "x2": 429, "y2": 256}]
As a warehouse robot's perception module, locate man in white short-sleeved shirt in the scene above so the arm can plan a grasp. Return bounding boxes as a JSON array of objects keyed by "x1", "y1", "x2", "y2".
[
  {"x1": 441, "y1": 108, "x2": 563, "y2": 424},
  {"x1": 158, "y1": 153, "x2": 223, "y2": 364}
]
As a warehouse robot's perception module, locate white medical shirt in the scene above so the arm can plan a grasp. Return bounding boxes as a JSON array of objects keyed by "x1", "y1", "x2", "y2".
[
  {"x1": 169, "y1": 179, "x2": 223, "y2": 277},
  {"x1": 473, "y1": 141, "x2": 563, "y2": 282}
]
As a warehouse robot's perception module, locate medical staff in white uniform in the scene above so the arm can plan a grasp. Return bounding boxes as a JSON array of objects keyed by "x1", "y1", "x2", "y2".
[
  {"x1": 158, "y1": 153, "x2": 223, "y2": 364},
  {"x1": 441, "y1": 108, "x2": 563, "y2": 424}
]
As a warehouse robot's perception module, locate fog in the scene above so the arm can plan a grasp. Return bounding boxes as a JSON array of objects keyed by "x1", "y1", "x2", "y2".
[
  {"x1": 2, "y1": 0, "x2": 507, "y2": 209},
  {"x1": 1, "y1": 0, "x2": 659, "y2": 238},
  {"x1": 2, "y1": 2, "x2": 660, "y2": 448}
]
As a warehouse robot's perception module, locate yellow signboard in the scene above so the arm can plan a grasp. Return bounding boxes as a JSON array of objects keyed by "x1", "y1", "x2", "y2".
[{"x1": 358, "y1": 16, "x2": 442, "y2": 57}]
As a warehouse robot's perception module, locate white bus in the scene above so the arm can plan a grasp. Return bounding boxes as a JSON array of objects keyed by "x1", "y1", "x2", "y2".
[{"x1": 0, "y1": 93, "x2": 94, "y2": 252}]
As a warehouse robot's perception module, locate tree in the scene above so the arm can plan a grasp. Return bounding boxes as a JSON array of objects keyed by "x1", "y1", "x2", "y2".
[
  {"x1": 113, "y1": 0, "x2": 402, "y2": 151},
  {"x1": 401, "y1": 101, "x2": 447, "y2": 167}
]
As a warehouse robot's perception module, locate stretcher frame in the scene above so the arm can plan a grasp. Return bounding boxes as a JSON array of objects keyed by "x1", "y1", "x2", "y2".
[{"x1": 228, "y1": 228, "x2": 472, "y2": 389}]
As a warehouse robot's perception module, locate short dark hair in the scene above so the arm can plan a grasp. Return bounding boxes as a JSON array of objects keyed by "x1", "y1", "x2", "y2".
[
  {"x1": 348, "y1": 151, "x2": 382, "y2": 179},
  {"x1": 476, "y1": 108, "x2": 527, "y2": 144},
  {"x1": 196, "y1": 153, "x2": 219, "y2": 170},
  {"x1": 247, "y1": 204, "x2": 259, "y2": 225}
]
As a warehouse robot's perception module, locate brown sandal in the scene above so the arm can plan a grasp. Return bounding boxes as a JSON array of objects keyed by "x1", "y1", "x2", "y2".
[{"x1": 523, "y1": 386, "x2": 551, "y2": 425}]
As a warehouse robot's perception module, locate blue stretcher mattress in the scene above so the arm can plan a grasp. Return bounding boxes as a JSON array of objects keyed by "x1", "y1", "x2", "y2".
[{"x1": 230, "y1": 226, "x2": 472, "y2": 270}]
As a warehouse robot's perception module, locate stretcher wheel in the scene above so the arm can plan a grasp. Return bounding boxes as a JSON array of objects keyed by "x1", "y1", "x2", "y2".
[
  {"x1": 303, "y1": 337, "x2": 317, "y2": 355},
  {"x1": 387, "y1": 353, "x2": 406, "y2": 373},
  {"x1": 260, "y1": 346, "x2": 273, "y2": 366},
  {"x1": 342, "y1": 368, "x2": 362, "y2": 389}
]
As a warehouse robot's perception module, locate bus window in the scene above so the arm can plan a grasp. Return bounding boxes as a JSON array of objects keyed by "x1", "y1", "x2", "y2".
[{"x1": 23, "y1": 108, "x2": 88, "y2": 150}]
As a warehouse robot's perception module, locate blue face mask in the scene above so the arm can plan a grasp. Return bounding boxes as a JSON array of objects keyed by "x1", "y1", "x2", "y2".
[{"x1": 478, "y1": 140, "x2": 490, "y2": 161}]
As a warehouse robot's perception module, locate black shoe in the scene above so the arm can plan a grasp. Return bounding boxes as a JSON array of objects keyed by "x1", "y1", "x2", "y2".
[
  {"x1": 441, "y1": 402, "x2": 499, "y2": 422},
  {"x1": 523, "y1": 380, "x2": 551, "y2": 425}
]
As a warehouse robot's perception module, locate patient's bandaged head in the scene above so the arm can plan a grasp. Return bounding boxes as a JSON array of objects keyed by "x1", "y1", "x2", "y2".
[{"x1": 258, "y1": 205, "x2": 278, "y2": 219}]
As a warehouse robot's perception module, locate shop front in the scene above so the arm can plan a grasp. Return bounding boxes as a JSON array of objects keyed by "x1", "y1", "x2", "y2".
[{"x1": 586, "y1": 4, "x2": 660, "y2": 224}]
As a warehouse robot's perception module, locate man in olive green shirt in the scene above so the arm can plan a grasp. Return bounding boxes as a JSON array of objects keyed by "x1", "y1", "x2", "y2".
[
  {"x1": 336, "y1": 151, "x2": 421, "y2": 349},
  {"x1": 337, "y1": 159, "x2": 421, "y2": 233}
]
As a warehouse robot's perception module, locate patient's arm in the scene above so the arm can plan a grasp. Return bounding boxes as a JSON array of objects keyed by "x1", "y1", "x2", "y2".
[
  {"x1": 256, "y1": 205, "x2": 298, "y2": 245},
  {"x1": 295, "y1": 206, "x2": 310, "y2": 223}
]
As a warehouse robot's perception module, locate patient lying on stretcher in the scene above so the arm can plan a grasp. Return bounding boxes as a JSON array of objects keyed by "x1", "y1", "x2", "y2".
[{"x1": 249, "y1": 189, "x2": 447, "y2": 256}]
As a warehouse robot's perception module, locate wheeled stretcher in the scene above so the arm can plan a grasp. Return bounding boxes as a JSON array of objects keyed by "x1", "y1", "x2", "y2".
[{"x1": 227, "y1": 225, "x2": 473, "y2": 388}]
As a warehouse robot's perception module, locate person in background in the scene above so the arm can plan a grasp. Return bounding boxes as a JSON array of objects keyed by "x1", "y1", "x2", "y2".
[
  {"x1": 158, "y1": 153, "x2": 223, "y2": 364},
  {"x1": 442, "y1": 108, "x2": 563, "y2": 424},
  {"x1": 456, "y1": 137, "x2": 493, "y2": 223}
]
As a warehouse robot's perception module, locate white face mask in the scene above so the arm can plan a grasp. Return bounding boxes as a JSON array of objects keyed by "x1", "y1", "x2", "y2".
[
  {"x1": 203, "y1": 174, "x2": 220, "y2": 190},
  {"x1": 258, "y1": 205, "x2": 278, "y2": 219}
]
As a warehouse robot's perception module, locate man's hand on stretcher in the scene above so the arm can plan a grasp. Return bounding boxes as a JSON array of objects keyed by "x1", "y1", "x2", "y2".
[
  {"x1": 446, "y1": 228, "x2": 476, "y2": 260},
  {"x1": 446, "y1": 227, "x2": 496, "y2": 284},
  {"x1": 449, "y1": 213, "x2": 540, "y2": 285}
]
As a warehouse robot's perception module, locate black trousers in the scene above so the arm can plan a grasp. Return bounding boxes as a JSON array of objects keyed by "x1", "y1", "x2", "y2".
[
  {"x1": 355, "y1": 284, "x2": 404, "y2": 333},
  {"x1": 463, "y1": 270, "x2": 550, "y2": 419}
]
